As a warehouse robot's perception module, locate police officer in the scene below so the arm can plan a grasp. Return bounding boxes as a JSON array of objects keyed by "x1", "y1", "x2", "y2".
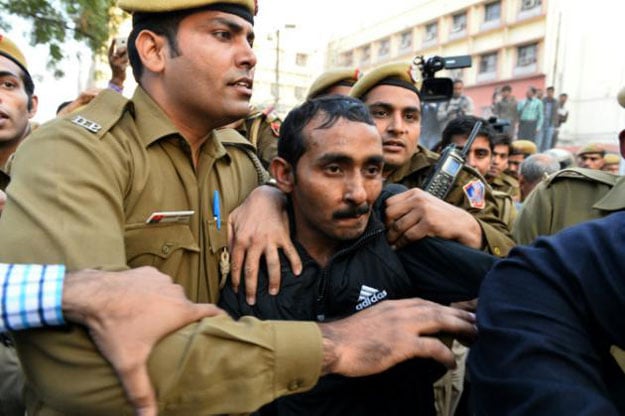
[
  {"x1": 220, "y1": 104, "x2": 282, "y2": 168},
  {"x1": 513, "y1": 92, "x2": 625, "y2": 245},
  {"x1": 0, "y1": 1, "x2": 476, "y2": 414},
  {"x1": 0, "y1": 35, "x2": 38, "y2": 192},
  {"x1": 602, "y1": 153, "x2": 621, "y2": 174},
  {"x1": 306, "y1": 67, "x2": 361, "y2": 99},
  {"x1": 507, "y1": 139, "x2": 537, "y2": 177},
  {"x1": 576, "y1": 143, "x2": 606, "y2": 170},
  {"x1": 350, "y1": 61, "x2": 514, "y2": 257}
]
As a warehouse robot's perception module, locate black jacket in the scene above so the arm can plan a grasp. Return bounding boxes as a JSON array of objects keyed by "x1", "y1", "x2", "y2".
[{"x1": 219, "y1": 203, "x2": 495, "y2": 416}]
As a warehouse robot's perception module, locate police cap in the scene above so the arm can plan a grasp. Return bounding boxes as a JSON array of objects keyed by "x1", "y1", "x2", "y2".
[
  {"x1": 349, "y1": 61, "x2": 421, "y2": 100},
  {"x1": 0, "y1": 34, "x2": 29, "y2": 79},
  {"x1": 510, "y1": 140, "x2": 537, "y2": 156},
  {"x1": 576, "y1": 143, "x2": 606, "y2": 157},
  {"x1": 118, "y1": 0, "x2": 256, "y2": 23},
  {"x1": 604, "y1": 153, "x2": 620, "y2": 165},
  {"x1": 307, "y1": 68, "x2": 361, "y2": 100}
]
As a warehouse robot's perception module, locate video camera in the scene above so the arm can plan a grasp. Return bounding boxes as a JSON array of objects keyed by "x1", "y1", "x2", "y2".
[
  {"x1": 415, "y1": 55, "x2": 472, "y2": 102},
  {"x1": 487, "y1": 116, "x2": 512, "y2": 134}
]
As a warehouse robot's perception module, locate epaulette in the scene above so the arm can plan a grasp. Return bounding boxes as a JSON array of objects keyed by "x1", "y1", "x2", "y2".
[
  {"x1": 64, "y1": 89, "x2": 130, "y2": 140},
  {"x1": 545, "y1": 167, "x2": 619, "y2": 188}
]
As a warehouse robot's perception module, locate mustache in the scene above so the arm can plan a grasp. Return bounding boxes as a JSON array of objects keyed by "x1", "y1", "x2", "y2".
[{"x1": 332, "y1": 204, "x2": 371, "y2": 220}]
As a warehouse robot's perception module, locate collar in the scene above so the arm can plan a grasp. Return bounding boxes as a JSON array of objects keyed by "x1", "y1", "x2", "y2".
[
  {"x1": 131, "y1": 87, "x2": 229, "y2": 160},
  {"x1": 385, "y1": 145, "x2": 436, "y2": 184},
  {"x1": 593, "y1": 176, "x2": 625, "y2": 212},
  {"x1": 131, "y1": 87, "x2": 180, "y2": 148}
]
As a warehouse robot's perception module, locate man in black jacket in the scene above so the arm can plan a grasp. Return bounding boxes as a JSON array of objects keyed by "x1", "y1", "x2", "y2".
[{"x1": 220, "y1": 96, "x2": 495, "y2": 416}]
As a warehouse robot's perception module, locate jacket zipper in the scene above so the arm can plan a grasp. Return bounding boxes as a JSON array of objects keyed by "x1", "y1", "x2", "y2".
[{"x1": 314, "y1": 225, "x2": 385, "y2": 322}]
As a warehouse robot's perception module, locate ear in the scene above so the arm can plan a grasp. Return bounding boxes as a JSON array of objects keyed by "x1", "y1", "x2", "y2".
[
  {"x1": 270, "y1": 157, "x2": 295, "y2": 194},
  {"x1": 28, "y1": 95, "x2": 38, "y2": 118},
  {"x1": 620, "y1": 130, "x2": 625, "y2": 158},
  {"x1": 135, "y1": 30, "x2": 168, "y2": 75}
]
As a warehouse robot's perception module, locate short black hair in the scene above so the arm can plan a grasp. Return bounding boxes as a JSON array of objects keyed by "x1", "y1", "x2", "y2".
[
  {"x1": 501, "y1": 84, "x2": 512, "y2": 92},
  {"x1": 546, "y1": 86, "x2": 555, "y2": 92},
  {"x1": 279, "y1": 95, "x2": 375, "y2": 168},
  {"x1": 492, "y1": 133, "x2": 512, "y2": 154},
  {"x1": 441, "y1": 115, "x2": 494, "y2": 150}
]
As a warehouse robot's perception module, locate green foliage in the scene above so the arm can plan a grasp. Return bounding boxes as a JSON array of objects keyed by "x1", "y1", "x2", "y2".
[{"x1": 0, "y1": 0, "x2": 126, "y2": 77}]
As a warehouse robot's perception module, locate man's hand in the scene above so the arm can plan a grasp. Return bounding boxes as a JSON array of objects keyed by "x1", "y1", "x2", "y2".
[
  {"x1": 228, "y1": 185, "x2": 302, "y2": 305},
  {"x1": 0, "y1": 189, "x2": 5, "y2": 212},
  {"x1": 384, "y1": 188, "x2": 482, "y2": 249},
  {"x1": 62, "y1": 267, "x2": 224, "y2": 416},
  {"x1": 56, "y1": 88, "x2": 101, "y2": 117},
  {"x1": 319, "y1": 298, "x2": 477, "y2": 376},
  {"x1": 108, "y1": 39, "x2": 129, "y2": 90}
]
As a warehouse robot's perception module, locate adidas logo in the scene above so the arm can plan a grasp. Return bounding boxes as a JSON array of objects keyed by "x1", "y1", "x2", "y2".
[{"x1": 356, "y1": 285, "x2": 388, "y2": 311}]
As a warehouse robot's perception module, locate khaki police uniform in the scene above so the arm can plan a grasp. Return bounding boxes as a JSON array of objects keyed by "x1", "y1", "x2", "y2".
[
  {"x1": 227, "y1": 106, "x2": 281, "y2": 168},
  {"x1": 349, "y1": 61, "x2": 514, "y2": 257},
  {"x1": 0, "y1": 88, "x2": 322, "y2": 414},
  {"x1": 490, "y1": 172, "x2": 520, "y2": 198},
  {"x1": 513, "y1": 167, "x2": 625, "y2": 244},
  {"x1": 386, "y1": 145, "x2": 515, "y2": 257}
]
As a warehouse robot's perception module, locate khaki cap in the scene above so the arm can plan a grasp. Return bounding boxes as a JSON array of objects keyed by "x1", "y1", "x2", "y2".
[
  {"x1": 0, "y1": 34, "x2": 29, "y2": 78},
  {"x1": 349, "y1": 61, "x2": 421, "y2": 99},
  {"x1": 511, "y1": 140, "x2": 537, "y2": 156},
  {"x1": 307, "y1": 68, "x2": 360, "y2": 100},
  {"x1": 604, "y1": 153, "x2": 620, "y2": 165},
  {"x1": 118, "y1": 0, "x2": 256, "y2": 14},
  {"x1": 576, "y1": 143, "x2": 605, "y2": 157}
]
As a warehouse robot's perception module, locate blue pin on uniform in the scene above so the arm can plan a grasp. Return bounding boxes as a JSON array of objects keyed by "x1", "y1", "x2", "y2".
[{"x1": 213, "y1": 190, "x2": 221, "y2": 230}]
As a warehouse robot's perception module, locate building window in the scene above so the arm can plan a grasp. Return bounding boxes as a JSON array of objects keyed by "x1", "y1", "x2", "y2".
[
  {"x1": 514, "y1": 43, "x2": 538, "y2": 75},
  {"x1": 378, "y1": 38, "x2": 390, "y2": 59},
  {"x1": 295, "y1": 53, "x2": 308, "y2": 67},
  {"x1": 294, "y1": 86, "x2": 306, "y2": 100},
  {"x1": 479, "y1": 52, "x2": 497, "y2": 73},
  {"x1": 451, "y1": 12, "x2": 467, "y2": 34},
  {"x1": 520, "y1": 0, "x2": 541, "y2": 11},
  {"x1": 341, "y1": 51, "x2": 353, "y2": 66},
  {"x1": 484, "y1": 1, "x2": 501, "y2": 22},
  {"x1": 477, "y1": 52, "x2": 498, "y2": 82},
  {"x1": 360, "y1": 45, "x2": 371, "y2": 64},
  {"x1": 517, "y1": 43, "x2": 537, "y2": 66},
  {"x1": 424, "y1": 22, "x2": 438, "y2": 44},
  {"x1": 518, "y1": 0, "x2": 542, "y2": 19},
  {"x1": 399, "y1": 30, "x2": 412, "y2": 51}
]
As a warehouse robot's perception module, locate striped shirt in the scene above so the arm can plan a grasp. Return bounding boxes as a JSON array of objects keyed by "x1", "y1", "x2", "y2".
[{"x1": 1, "y1": 264, "x2": 65, "y2": 332}]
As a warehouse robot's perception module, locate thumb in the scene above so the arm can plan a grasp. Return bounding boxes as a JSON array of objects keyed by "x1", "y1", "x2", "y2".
[
  {"x1": 190, "y1": 303, "x2": 227, "y2": 320},
  {"x1": 118, "y1": 362, "x2": 158, "y2": 416}
]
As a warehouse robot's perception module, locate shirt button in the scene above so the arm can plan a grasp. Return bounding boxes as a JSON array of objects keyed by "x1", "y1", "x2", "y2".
[
  {"x1": 162, "y1": 244, "x2": 171, "y2": 255},
  {"x1": 288, "y1": 379, "x2": 303, "y2": 391},
  {"x1": 493, "y1": 247, "x2": 501, "y2": 256}
]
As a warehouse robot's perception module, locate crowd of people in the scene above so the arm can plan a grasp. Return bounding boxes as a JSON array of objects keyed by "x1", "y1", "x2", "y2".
[{"x1": 0, "y1": 1, "x2": 624, "y2": 415}]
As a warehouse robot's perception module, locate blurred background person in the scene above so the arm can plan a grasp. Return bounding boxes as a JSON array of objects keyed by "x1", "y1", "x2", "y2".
[{"x1": 516, "y1": 86, "x2": 543, "y2": 142}]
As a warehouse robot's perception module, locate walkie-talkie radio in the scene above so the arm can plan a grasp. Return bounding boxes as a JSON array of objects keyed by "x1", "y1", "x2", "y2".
[{"x1": 423, "y1": 121, "x2": 483, "y2": 200}]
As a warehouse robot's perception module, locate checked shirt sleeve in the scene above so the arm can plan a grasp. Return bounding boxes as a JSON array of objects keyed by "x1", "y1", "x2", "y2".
[{"x1": 0, "y1": 264, "x2": 65, "y2": 332}]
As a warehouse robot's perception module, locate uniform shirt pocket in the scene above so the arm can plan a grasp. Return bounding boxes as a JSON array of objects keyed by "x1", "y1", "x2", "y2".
[{"x1": 125, "y1": 223, "x2": 200, "y2": 276}]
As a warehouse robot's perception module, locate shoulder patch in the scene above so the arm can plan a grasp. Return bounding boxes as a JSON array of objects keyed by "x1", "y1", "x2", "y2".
[
  {"x1": 463, "y1": 179, "x2": 486, "y2": 209},
  {"x1": 70, "y1": 115, "x2": 102, "y2": 133},
  {"x1": 546, "y1": 167, "x2": 618, "y2": 187},
  {"x1": 66, "y1": 89, "x2": 130, "y2": 139}
]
